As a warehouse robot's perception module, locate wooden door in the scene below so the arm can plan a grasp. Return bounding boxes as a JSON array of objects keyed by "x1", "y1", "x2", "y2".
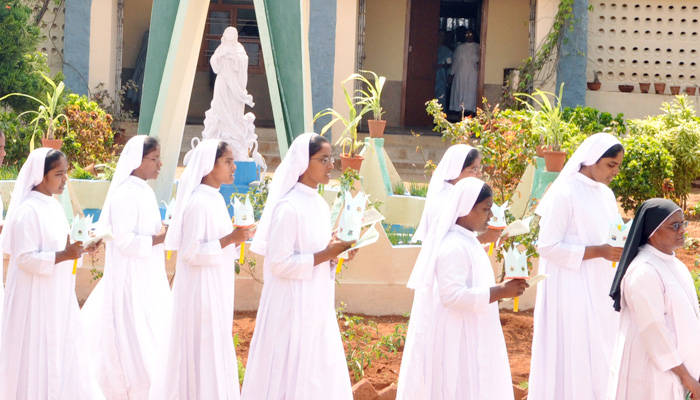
[{"x1": 401, "y1": 0, "x2": 440, "y2": 127}]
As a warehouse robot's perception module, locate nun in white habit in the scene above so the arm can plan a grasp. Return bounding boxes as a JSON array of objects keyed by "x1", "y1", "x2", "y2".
[
  {"x1": 0, "y1": 148, "x2": 103, "y2": 399},
  {"x1": 0, "y1": 130, "x2": 7, "y2": 336},
  {"x1": 241, "y1": 133, "x2": 355, "y2": 400},
  {"x1": 607, "y1": 199, "x2": 700, "y2": 399},
  {"x1": 81, "y1": 135, "x2": 171, "y2": 399},
  {"x1": 149, "y1": 139, "x2": 250, "y2": 399},
  {"x1": 397, "y1": 178, "x2": 527, "y2": 400},
  {"x1": 528, "y1": 132, "x2": 625, "y2": 400}
]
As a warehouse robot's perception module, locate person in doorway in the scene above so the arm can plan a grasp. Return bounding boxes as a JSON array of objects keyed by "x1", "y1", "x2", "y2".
[
  {"x1": 608, "y1": 199, "x2": 700, "y2": 399},
  {"x1": 449, "y1": 27, "x2": 479, "y2": 114},
  {"x1": 81, "y1": 135, "x2": 171, "y2": 399},
  {"x1": 397, "y1": 178, "x2": 527, "y2": 399},
  {"x1": 528, "y1": 132, "x2": 625, "y2": 399},
  {"x1": 241, "y1": 133, "x2": 357, "y2": 400},
  {"x1": 149, "y1": 139, "x2": 251, "y2": 399},
  {"x1": 0, "y1": 148, "x2": 103, "y2": 399},
  {"x1": 435, "y1": 30, "x2": 453, "y2": 108}
]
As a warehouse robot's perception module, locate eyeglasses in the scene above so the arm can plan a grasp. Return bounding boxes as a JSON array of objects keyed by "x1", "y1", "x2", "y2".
[
  {"x1": 467, "y1": 165, "x2": 483, "y2": 174},
  {"x1": 663, "y1": 220, "x2": 688, "y2": 232},
  {"x1": 310, "y1": 156, "x2": 335, "y2": 165}
]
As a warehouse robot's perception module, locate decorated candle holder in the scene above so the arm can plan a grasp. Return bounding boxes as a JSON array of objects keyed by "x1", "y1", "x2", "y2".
[
  {"x1": 70, "y1": 214, "x2": 94, "y2": 274},
  {"x1": 337, "y1": 190, "x2": 367, "y2": 243},
  {"x1": 162, "y1": 198, "x2": 176, "y2": 260},
  {"x1": 503, "y1": 245, "x2": 529, "y2": 312},
  {"x1": 232, "y1": 195, "x2": 256, "y2": 263},
  {"x1": 487, "y1": 201, "x2": 509, "y2": 255},
  {"x1": 608, "y1": 215, "x2": 632, "y2": 268}
]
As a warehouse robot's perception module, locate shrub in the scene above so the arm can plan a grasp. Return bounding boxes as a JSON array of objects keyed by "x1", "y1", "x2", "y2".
[
  {"x1": 609, "y1": 134, "x2": 675, "y2": 213},
  {"x1": 0, "y1": 111, "x2": 40, "y2": 167},
  {"x1": 56, "y1": 94, "x2": 119, "y2": 167},
  {"x1": 0, "y1": 1, "x2": 53, "y2": 112},
  {"x1": 562, "y1": 106, "x2": 626, "y2": 136},
  {"x1": 627, "y1": 95, "x2": 700, "y2": 209}
]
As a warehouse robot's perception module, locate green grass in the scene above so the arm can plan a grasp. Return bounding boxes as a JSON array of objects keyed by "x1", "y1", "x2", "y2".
[
  {"x1": 392, "y1": 180, "x2": 407, "y2": 195},
  {"x1": 407, "y1": 180, "x2": 428, "y2": 197},
  {"x1": 0, "y1": 165, "x2": 19, "y2": 180}
]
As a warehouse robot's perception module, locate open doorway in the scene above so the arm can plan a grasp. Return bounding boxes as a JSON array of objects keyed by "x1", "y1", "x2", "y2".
[{"x1": 401, "y1": 0, "x2": 487, "y2": 127}]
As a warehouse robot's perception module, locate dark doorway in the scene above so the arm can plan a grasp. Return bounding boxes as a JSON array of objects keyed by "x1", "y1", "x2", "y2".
[{"x1": 401, "y1": 0, "x2": 486, "y2": 127}]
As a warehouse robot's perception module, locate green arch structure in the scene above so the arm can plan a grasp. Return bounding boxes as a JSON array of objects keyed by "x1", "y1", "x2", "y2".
[{"x1": 137, "y1": 0, "x2": 312, "y2": 202}]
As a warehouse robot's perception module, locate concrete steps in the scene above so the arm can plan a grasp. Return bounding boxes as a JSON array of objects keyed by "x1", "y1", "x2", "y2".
[{"x1": 180, "y1": 125, "x2": 454, "y2": 183}]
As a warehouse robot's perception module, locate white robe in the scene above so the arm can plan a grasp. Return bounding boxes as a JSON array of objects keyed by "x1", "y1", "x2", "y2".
[
  {"x1": 0, "y1": 194, "x2": 4, "y2": 336},
  {"x1": 149, "y1": 184, "x2": 240, "y2": 400},
  {"x1": 607, "y1": 245, "x2": 700, "y2": 400},
  {"x1": 398, "y1": 225, "x2": 513, "y2": 400},
  {"x1": 241, "y1": 183, "x2": 352, "y2": 400},
  {"x1": 0, "y1": 191, "x2": 103, "y2": 399},
  {"x1": 449, "y1": 42, "x2": 479, "y2": 112},
  {"x1": 528, "y1": 173, "x2": 620, "y2": 400},
  {"x1": 81, "y1": 176, "x2": 172, "y2": 399}
]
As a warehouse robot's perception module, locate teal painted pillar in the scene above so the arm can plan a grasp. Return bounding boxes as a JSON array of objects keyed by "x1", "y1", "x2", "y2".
[
  {"x1": 137, "y1": 0, "x2": 179, "y2": 135},
  {"x1": 254, "y1": 0, "x2": 313, "y2": 157},
  {"x1": 556, "y1": 0, "x2": 588, "y2": 108}
]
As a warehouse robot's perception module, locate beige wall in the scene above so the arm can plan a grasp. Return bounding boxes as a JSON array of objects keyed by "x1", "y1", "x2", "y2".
[
  {"x1": 123, "y1": 0, "x2": 153, "y2": 69},
  {"x1": 363, "y1": 0, "x2": 407, "y2": 81},
  {"x1": 89, "y1": 0, "x2": 118, "y2": 96},
  {"x1": 331, "y1": 0, "x2": 359, "y2": 143},
  {"x1": 484, "y1": 0, "x2": 530, "y2": 85}
]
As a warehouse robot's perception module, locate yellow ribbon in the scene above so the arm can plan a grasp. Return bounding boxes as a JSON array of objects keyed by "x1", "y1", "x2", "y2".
[
  {"x1": 239, "y1": 243, "x2": 245, "y2": 264},
  {"x1": 72, "y1": 259, "x2": 78, "y2": 275},
  {"x1": 514, "y1": 297, "x2": 519, "y2": 312},
  {"x1": 488, "y1": 242, "x2": 495, "y2": 256},
  {"x1": 612, "y1": 262, "x2": 616, "y2": 269},
  {"x1": 167, "y1": 250, "x2": 172, "y2": 260}
]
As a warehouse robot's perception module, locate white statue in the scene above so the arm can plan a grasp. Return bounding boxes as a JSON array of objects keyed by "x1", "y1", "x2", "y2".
[{"x1": 201, "y1": 27, "x2": 266, "y2": 175}]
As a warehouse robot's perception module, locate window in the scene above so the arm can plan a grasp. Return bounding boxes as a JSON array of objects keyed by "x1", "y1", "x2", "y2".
[{"x1": 198, "y1": 0, "x2": 263, "y2": 73}]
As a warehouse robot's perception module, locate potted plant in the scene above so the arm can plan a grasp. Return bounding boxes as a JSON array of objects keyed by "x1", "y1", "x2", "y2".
[
  {"x1": 313, "y1": 77, "x2": 370, "y2": 172},
  {"x1": 686, "y1": 86, "x2": 697, "y2": 96},
  {"x1": 517, "y1": 83, "x2": 569, "y2": 172},
  {"x1": 639, "y1": 82, "x2": 651, "y2": 93},
  {"x1": 654, "y1": 77, "x2": 666, "y2": 95},
  {"x1": 587, "y1": 71, "x2": 601, "y2": 91},
  {"x1": 670, "y1": 84, "x2": 681, "y2": 95},
  {"x1": 349, "y1": 70, "x2": 387, "y2": 138},
  {"x1": 0, "y1": 73, "x2": 68, "y2": 150}
]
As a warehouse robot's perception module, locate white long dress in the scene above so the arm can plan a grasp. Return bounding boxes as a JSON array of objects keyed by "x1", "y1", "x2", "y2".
[
  {"x1": 241, "y1": 183, "x2": 352, "y2": 400},
  {"x1": 149, "y1": 184, "x2": 240, "y2": 399},
  {"x1": 399, "y1": 225, "x2": 513, "y2": 400},
  {"x1": 528, "y1": 173, "x2": 620, "y2": 400},
  {"x1": 449, "y1": 42, "x2": 479, "y2": 112},
  {"x1": 607, "y1": 245, "x2": 700, "y2": 400},
  {"x1": 81, "y1": 176, "x2": 171, "y2": 399},
  {"x1": 0, "y1": 191, "x2": 103, "y2": 399}
]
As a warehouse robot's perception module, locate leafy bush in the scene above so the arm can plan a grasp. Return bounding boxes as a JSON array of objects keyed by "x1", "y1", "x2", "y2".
[
  {"x1": 0, "y1": 111, "x2": 40, "y2": 167},
  {"x1": 0, "y1": 1, "x2": 53, "y2": 112},
  {"x1": 407, "y1": 181, "x2": 427, "y2": 197},
  {"x1": 627, "y1": 95, "x2": 700, "y2": 208},
  {"x1": 69, "y1": 162, "x2": 97, "y2": 180},
  {"x1": 562, "y1": 106, "x2": 626, "y2": 136},
  {"x1": 0, "y1": 165, "x2": 19, "y2": 180},
  {"x1": 56, "y1": 94, "x2": 119, "y2": 167},
  {"x1": 609, "y1": 134, "x2": 674, "y2": 213}
]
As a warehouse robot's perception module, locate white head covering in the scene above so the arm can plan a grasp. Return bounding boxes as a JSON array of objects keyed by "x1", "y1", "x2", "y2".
[
  {"x1": 164, "y1": 139, "x2": 221, "y2": 251},
  {"x1": 407, "y1": 177, "x2": 486, "y2": 289},
  {"x1": 98, "y1": 135, "x2": 147, "y2": 229},
  {"x1": 1, "y1": 147, "x2": 53, "y2": 252},
  {"x1": 536, "y1": 132, "x2": 621, "y2": 217},
  {"x1": 413, "y1": 144, "x2": 474, "y2": 242},
  {"x1": 250, "y1": 132, "x2": 317, "y2": 255}
]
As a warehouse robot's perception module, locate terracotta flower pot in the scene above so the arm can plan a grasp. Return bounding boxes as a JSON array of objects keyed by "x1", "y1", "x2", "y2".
[
  {"x1": 41, "y1": 138, "x2": 63, "y2": 150},
  {"x1": 686, "y1": 86, "x2": 697, "y2": 96},
  {"x1": 543, "y1": 150, "x2": 567, "y2": 173},
  {"x1": 367, "y1": 119, "x2": 387, "y2": 138},
  {"x1": 654, "y1": 83, "x2": 666, "y2": 94},
  {"x1": 670, "y1": 86, "x2": 681, "y2": 95},
  {"x1": 340, "y1": 154, "x2": 364, "y2": 172},
  {"x1": 639, "y1": 82, "x2": 651, "y2": 93},
  {"x1": 535, "y1": 145, "x2": 546, "y2": 158},
  {"x1": 587, "y1": 82, "x2": 601, "y2": 91}
]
